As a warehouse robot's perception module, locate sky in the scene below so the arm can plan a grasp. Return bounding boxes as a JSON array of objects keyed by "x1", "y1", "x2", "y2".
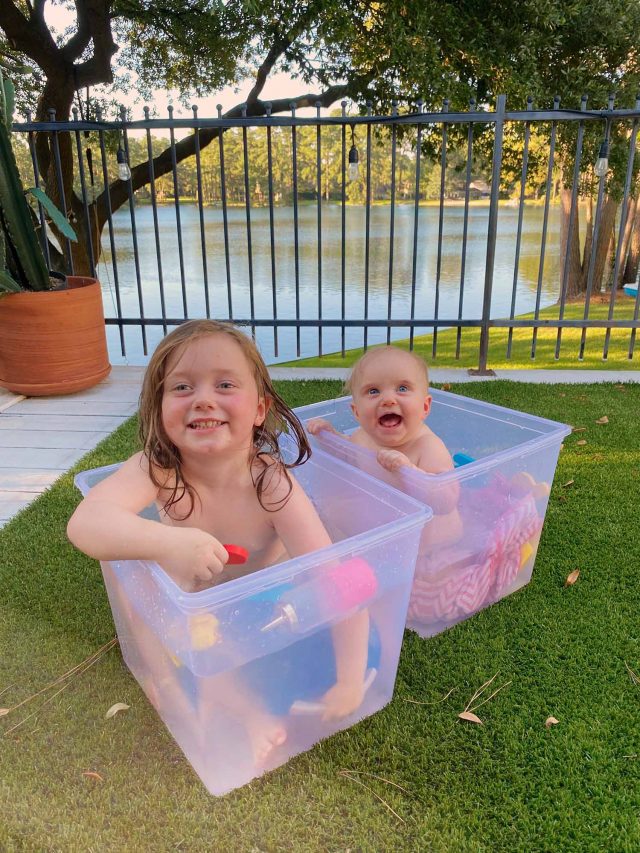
[{"x1": 44, "y1": 3, "x2": 308, "y2": 122}]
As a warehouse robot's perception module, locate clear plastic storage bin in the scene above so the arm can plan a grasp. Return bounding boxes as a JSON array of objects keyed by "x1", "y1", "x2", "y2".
[
  {"x1": 74, "y1": 450, "x2": 430, "y2": 796},
  {"x1": 292, "y1": 388, "x2": 570, "y2": 638}
]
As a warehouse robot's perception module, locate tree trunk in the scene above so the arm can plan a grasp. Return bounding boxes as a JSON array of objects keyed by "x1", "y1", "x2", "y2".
[
  {"x1": 623, "y1": 199, "x2": 640, "y2": 285},
  {"x1": 615, "y1": 195, "x2": 638, "y2": 287},
  {"x1": 560, "y1": 186, "x2": 582, "y2": 299},
  {"x1": 588, "y1": 197, "x2": 618, "y2": 293}
]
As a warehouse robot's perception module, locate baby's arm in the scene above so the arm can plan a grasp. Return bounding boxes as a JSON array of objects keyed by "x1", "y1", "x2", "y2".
[
  {"x1": 67, "y1": 452, "x2": 229, "y2": 591},
  {"x1": 269, "y1": 469, "x2": 369, "y2": 720},
  {"x1": 305, "y1": 417, "x2": 341, "y2": 437}
]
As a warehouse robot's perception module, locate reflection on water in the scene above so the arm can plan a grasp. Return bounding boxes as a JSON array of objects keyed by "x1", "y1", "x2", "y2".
[{"x1": 100, "y1": 202, "x2": 561, "y2": 364}]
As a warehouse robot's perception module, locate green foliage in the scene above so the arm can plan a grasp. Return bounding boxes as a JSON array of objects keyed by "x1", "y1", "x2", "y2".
[{"x1": 0, "y1": 68, "x2": 76, "y2": 294}]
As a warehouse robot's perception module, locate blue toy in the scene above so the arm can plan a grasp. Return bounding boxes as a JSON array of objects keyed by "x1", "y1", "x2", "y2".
[{"x1": 453, "y1": 452, "x2": 475, "y2": 467}]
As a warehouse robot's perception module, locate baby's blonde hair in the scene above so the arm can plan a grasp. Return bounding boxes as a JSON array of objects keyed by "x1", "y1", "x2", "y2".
[
  {"x1": 138, "y1": 319, "x2": 310, "y2": 518},
  {"x1": 344, "y1": 346, "x2": 429, "y2": 395}
]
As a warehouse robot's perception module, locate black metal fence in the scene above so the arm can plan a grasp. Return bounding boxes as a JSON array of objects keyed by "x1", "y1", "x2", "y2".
[{"x1": 15, "y1": 95, "x2": 640, "y2": 369}]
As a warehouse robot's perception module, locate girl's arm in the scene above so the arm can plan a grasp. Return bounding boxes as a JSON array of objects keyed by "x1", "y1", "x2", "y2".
[
  {"x1": 67, "y1": 452, "x2": 229, "y2": 591},
  {"x1": 269, "y1": 468, "x2": 369, "y2": 720}
]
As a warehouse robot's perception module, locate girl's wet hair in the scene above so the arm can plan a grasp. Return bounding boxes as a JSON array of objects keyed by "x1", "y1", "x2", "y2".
[
  {"x1": 138, "y1": 319, "x2": 311, "y2": 518},
  {"x1": 344, "y1": 346, "x2": 429, "y2": 394}
]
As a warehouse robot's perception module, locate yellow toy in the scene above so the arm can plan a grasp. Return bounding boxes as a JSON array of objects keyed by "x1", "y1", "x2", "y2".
[
  {"x1": 188, "y1": 613, "x2": 221, "y2": 650},
  {"x1": 511, "y1": 471, "x2": 551, "y2": 501}
]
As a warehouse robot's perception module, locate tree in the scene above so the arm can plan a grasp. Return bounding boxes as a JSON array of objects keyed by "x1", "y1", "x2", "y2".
[{"x1": 1, "y1": 0, "x2": 640, "y2": 287}]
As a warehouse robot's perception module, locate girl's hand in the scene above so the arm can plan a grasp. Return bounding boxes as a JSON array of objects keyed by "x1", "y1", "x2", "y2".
[
  {"x1": 159, "y1": 527, "x2": 229, "y2": 592},
  {"x1": 306, "y1": 418, "x2": 339, "y2": 437},
  {"x1": 320, "y1": 679, "x2": 366, "y2": 721},
  {"x1": 377, "y1": 448, "x2": 412, "y2": 472}
]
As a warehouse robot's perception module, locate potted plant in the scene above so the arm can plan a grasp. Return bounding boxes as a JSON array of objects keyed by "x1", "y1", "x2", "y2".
[{"x1": 0, "y1": 69, "x2": 110, "y2": 396}]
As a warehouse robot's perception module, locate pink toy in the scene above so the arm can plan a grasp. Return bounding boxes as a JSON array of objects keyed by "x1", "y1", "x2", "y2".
[
  {"x1": 408, "y1": 485, "x2": 542, "y2": 627},
  {"x1": 261, "y1": 557, "x2": 378, "y2": 634}
]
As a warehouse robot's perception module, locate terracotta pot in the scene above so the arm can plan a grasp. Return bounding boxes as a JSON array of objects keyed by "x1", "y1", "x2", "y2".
[{"x1": 0, "y1": 275, "x2": 111, "y2": 396}]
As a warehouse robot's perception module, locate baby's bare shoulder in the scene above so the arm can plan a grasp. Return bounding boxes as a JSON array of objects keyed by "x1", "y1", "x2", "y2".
[{"x1": 413, "y1": 429, "x2": 455, "y2": 474}]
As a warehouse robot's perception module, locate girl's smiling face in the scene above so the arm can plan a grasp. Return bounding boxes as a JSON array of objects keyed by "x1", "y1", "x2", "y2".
[
  {"x1": 161, "y1": 333, "x2": 267, "y2": 457},
  {"x1": 350, "y1": 349, "x2": 431, "y2": 448}
]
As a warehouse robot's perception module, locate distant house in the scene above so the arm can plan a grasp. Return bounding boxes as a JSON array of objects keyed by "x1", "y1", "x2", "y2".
[{"x1": 469, "y1": 180, "x2": 491, "y2": 199}]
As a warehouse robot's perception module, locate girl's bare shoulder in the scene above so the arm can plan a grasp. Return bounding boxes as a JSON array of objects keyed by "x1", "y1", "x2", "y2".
[{"x1": 86, "y1": 451, "x2": 165, "y2": 509}]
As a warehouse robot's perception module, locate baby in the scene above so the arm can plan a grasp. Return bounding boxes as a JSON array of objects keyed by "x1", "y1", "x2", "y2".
[{"x1": 307, "y1": 346, "x2": 462, "y2": 549}]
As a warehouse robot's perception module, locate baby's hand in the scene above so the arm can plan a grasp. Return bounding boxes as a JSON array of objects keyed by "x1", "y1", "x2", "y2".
[
  {"x1": 320, "y1": 680, "x2": 366, "y2": 722},
  {"x1": 306, "y1": 417, "x2": 339, "y2": 437},
  {"x1": 159, "y1": 527, "x2": 229, "y2": 592},
  {"x1": 377, "y1": 448, "x2": 412, "y2": 472}
]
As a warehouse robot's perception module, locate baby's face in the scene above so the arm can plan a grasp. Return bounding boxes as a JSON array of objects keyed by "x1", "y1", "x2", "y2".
[{"x1": 349, "y1": 350, "x2": 431, "y2": 448}]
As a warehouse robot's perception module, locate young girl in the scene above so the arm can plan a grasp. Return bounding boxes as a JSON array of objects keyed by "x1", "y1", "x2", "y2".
[{"x1": 68, "y1": 320, "x2": 369, "y2": 763}]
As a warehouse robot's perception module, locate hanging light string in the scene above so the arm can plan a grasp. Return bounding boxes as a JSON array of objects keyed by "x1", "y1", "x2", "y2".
[{"x1": 348, "y1": 124, "x2": 359, "y2": 182}]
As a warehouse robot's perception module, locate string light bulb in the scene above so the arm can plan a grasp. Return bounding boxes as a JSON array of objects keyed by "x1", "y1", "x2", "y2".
[
  {"x1": 117, "y1": 145, "x2": 131, "y2": 181},
  {"x1": 594, "y1": 139, "x2": 609, "y2": 178},
  {"x1": 348, "y1": 125, "x2": 359, "y2": 182}
]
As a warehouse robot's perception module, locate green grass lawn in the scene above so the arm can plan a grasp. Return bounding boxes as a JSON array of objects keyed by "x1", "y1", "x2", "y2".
[
  {"x1": 1, "y1": 380, "x2": 640, "y2": 851},
  {"x1": 284, "y1": 296, "x2": 640, "y2": 371}
]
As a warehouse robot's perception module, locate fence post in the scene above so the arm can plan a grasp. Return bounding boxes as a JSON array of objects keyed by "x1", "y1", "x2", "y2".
[{"x1": 473, "y1": 93, "x2": 506, "y2": 375}]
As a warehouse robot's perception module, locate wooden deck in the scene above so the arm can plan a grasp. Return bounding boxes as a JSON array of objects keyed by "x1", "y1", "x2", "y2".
[{"x1": 0, "y1": 367, "x2": 144, "y2": 528}]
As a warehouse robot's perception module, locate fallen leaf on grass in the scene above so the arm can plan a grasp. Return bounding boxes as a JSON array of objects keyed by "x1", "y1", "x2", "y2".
[
  {"x1": 562, "y1": 480, "x2": 575, "y2": 488},
  {"x1": 571, "y1": 426, "x2": 587, "y2": 433},
  {"x1": 82, "y1": 771, "x2": 104, "y2": 782},
  {"x1": 458, "y1": 673, "x2": 511, "y2": 725},
  {"x1": 105, "y1": 702, "x2": 129, "y2": 719},
  {"x1": 459, "y1": 711, "x2": 483, "y2": 725},
  {"x1": 564, "y1": 569, "x2": 580, "y2": 587},
  {"x1": 576, "y1": 439, "x2": 587, "y2": 446},
  {"x1": 595, "y1": 416, "x2": 609, "y2": 425},
  {"x1": 0, "y1": 709, "x2": 9, "y2": 717},
  {"x1": 545, "y1": 716, "x2": 560, "y2": 728}
]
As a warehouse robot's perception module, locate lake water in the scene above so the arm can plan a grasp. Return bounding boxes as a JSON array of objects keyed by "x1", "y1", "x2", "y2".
[{"x1": 100, "y1": 202, "x2": 562, "y2": 364}]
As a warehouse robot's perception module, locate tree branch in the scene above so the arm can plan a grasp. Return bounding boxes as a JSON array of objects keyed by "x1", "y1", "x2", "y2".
[
  {"x1": 100, "y1": 83, "x2": 356, "y2": 218},
  {"x1": 246, "y1": 4, "x2": 324, "y2": 105},
  {"x1": 0, "y1": 0, "x2": 58, "y2": 69}
]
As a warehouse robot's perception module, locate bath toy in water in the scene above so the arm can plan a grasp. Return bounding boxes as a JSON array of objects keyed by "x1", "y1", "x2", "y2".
[
  {"x1": 260, "y1": 557, "x2": 378, "y2": 634},
  {"x1": 453, "y1": 452, "x2": 475, "y2": 467},
  {"x1": 188, "y1": 613, "x2": 221, "y2": 649},
  {"x1": 290, "y1": 666, "x2": 378, "y2": 715},
  {"x1": 519, "y1": 540, "x2": 535, "y2": 569},
  {"x1": 223, "y1": 544, "x2": 249, "y2": 565},
  {"x1": 510, "y1": 471, "x2": 551, "y2": 501}
]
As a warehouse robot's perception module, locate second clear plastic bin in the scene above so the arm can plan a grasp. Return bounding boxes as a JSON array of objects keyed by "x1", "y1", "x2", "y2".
[
  {"x1": 74, "y1": 447, "x2": 430, "y2": 796},
  {"x1": 292, "y1": 388, "x2": 571, "y2": 638}
]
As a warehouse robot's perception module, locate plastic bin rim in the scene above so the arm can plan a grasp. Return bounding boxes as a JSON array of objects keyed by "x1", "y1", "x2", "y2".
[
  {"x1": 308, "y1": 426, "x2": 569, "y2": 488},
  {"x1": 294, "y1": 388, "x2": 572, "y2": 437},
  {"x1": 141, "y1": 507, "x2": 429, "y2": 609},
  {"x1": 73, "y1": 463, "x2": 431, "y2": 610}
]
